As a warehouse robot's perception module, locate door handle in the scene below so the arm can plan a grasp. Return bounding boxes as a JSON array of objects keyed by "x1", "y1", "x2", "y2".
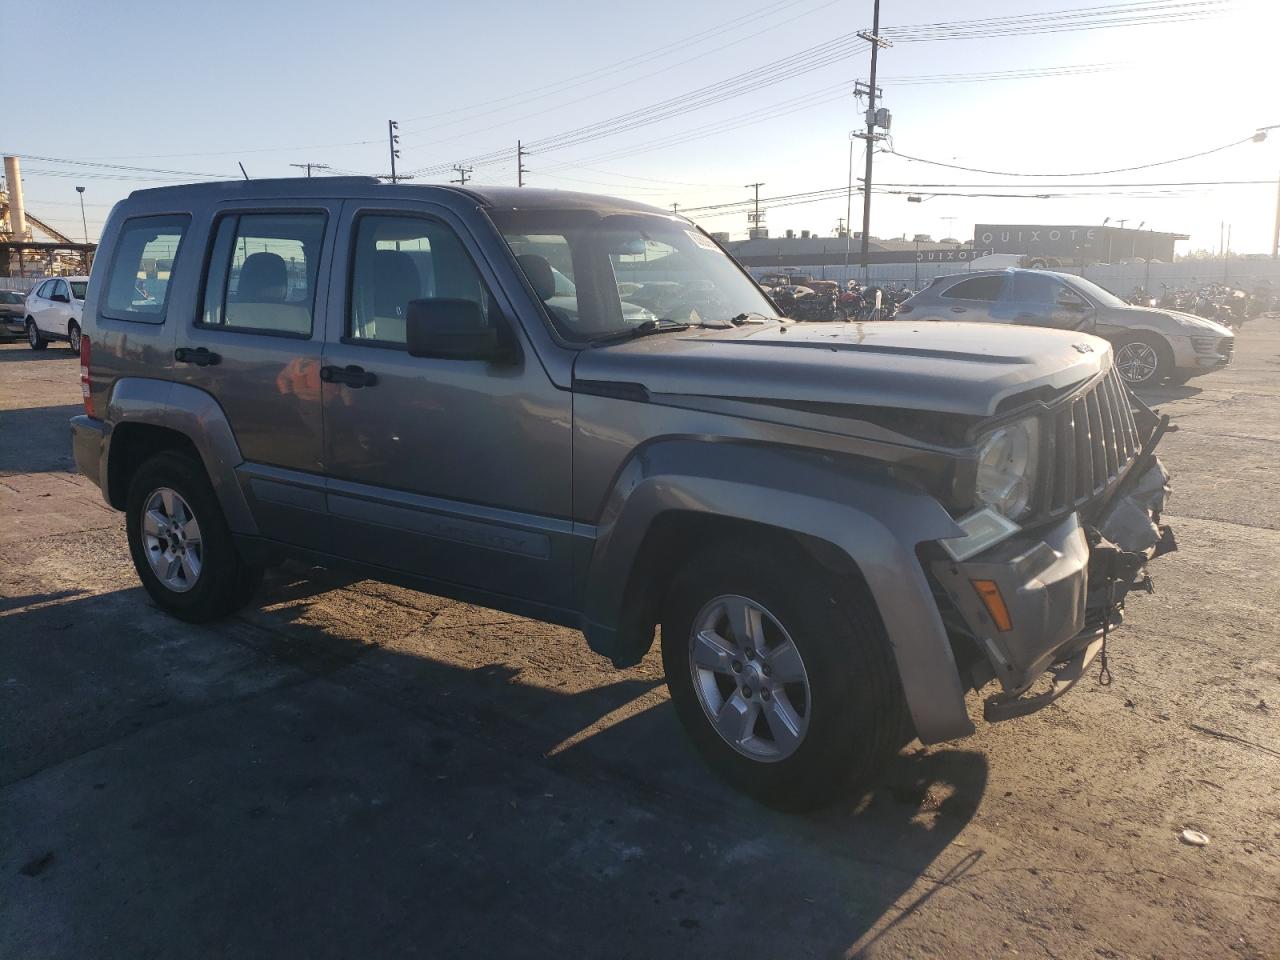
[
  {"x1": 320, "y1": 364, "x2": 378, "y2": 388},
  {"x1": 174, "y1": 347, "x2": 221, "y2": 366},
  {"x1": 1016, "y1": 312, "x2": 1038, "y2": 320},
  {"x1": 950, "y1": 306, "x2": 967, "y2": 313}
]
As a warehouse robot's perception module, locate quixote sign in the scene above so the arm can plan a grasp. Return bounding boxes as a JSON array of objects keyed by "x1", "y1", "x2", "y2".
[{"x1": 974, "y1": 224, "x2": 1099, "y2": 258}]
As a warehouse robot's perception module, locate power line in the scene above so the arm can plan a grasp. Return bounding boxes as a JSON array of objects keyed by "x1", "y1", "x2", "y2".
[
  {"x1": 399, "y1": 0, "x2": 818, "y2": 127},
  {"x1": 887, "y1": 134, "x2": 1258, "y2": 177}
]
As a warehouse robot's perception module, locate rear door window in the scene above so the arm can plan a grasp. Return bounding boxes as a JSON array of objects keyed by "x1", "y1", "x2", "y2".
[
  {"x1": 941, "y1": 275, "x2": 1004, "y2": 301},
  {"x1": 101, "y1": 214, "x2": 190, "y2": 323},
  {"x1": 1006, "y1": 272, "x2": 1059, "y2": 303},
  {"x1": 200, "y1": 212, "x2": 326, "y2": 337}
]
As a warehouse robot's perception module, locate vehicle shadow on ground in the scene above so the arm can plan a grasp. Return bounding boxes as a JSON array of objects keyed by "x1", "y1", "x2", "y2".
[
  {"x1": 0, "y1": 576, "x2": 987, "y2": 960},
  {"x1": 0, "y1": 346, "x2": 77, "y2": 363},
  {"x1": 0, "y1": 404, "x2": 82, "y2": 473},
  {"x1": 1134, "y1": 382, "x2": 1204, "y2": 403}
]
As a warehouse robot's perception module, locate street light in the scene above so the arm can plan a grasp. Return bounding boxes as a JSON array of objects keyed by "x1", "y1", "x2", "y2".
[{"x1": 75, "y1": 186, "x2": 87, "y2": 244}]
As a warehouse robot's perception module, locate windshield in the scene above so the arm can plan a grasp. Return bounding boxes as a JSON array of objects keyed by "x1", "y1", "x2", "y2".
[
  {"x1": 489, "y1": 207, "x2": 778, "y2": 341},
  {"x1": 1063, "y1": 274, "x2": 1125, "y2": 309},
  {"x1": 70, "y1": 281, "x2": 88, "y2": 301},
  {"x1": 0, "y1": 291, "x2": 23, "y2": 304}
]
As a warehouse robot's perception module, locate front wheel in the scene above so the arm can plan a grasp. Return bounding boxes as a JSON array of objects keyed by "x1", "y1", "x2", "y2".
[
  {"x1": 26, "y1": 320, "x2": 47, "y2": 351},
  {"x1": 1113, "y1": 333, "x2": 1170, "y2": 387},
  {"x1": 661, "y1": 538, "x2": 908, "y2": 810},
  {"x1": 126, "y1": 450, "x2": 262, "y2": 622}
]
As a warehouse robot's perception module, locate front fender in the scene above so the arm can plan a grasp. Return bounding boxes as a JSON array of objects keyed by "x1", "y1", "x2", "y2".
[
  {"x1": 105, "y1": 378, "x2": 258, "y2": 535},
  {"x1": 582, "y1": 439, "x2": 975, "y2": 744}
]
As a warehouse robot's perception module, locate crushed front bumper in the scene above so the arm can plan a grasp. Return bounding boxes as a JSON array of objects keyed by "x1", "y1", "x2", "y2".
[{"x1": 930, "y1": 460, "x2": 1172, "y2": 723}]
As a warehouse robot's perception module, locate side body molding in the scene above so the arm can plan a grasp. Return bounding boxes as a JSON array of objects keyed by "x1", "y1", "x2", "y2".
[
  {"x1": 104, "y1": 378, "x2": 258, "y2": 535},
  {"x1": 580, "y1": 439, "x2": 975, "y2": 744}
]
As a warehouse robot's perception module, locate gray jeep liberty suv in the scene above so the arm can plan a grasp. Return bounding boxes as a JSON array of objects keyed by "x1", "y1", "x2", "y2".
[{"x1": 70, "y1": 179, "x2": 1173, "y2": 809}]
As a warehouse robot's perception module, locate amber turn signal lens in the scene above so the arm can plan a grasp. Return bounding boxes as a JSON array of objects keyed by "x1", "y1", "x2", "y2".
[{"x1": 971, "y1": 579, "x2": 1013, "y2": 633}]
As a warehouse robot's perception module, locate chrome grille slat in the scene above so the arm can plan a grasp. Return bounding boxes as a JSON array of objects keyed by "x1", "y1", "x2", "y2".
[{"x1": 1029, "y1": 366, "x2": 1142, "y2": 521}]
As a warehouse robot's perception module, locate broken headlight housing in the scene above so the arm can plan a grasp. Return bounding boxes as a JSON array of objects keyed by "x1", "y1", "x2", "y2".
[{"x1": 975, "y1": 417, "x2": 1040, "y2": 520}]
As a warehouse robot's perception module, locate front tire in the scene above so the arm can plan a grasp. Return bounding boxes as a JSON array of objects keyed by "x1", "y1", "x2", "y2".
[
  {"x1": 661, "y1": 538, "x2": 908, "y2": 810},
  {"x1": 1112, "y1": 333, "x2": 1170, "y2": 387},
  {"x1": 26, "y1": 320, "x2": 47, "y2": 351},
  {"x1": 126, "y1": 450, "x2": 262, "y2": 622}
]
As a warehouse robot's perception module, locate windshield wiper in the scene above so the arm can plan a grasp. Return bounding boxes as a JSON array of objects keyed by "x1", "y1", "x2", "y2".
[
  {"x1": 588, "y1": 319, "x2": 691, "y2": 346},
  {"x1": 728, "y1": 312, "x2": 774, "y2": 325}
]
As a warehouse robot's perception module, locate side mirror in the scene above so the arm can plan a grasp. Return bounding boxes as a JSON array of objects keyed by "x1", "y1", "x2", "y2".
[
  {"x1": 52, "y1": 292, "x2": 70, "y2": 303},
  {"x1": 405, "y1": 298, "x2": 516, "y2": 363}
]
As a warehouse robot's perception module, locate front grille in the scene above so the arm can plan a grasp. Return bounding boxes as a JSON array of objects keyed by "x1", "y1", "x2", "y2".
[{"x1": 1039, "y1": 365, "x2": 1140, "y2": 518}]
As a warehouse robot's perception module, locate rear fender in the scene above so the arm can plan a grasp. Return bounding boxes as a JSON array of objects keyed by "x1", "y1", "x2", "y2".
[
  {"x1": 582, "y1": 439, "x2": 975, "y2": 743},
  {"x1": 104, "y1": 378, "x2": 257, "y2": 534}
]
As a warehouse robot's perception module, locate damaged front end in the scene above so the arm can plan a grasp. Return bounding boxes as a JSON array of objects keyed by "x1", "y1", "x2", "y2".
[{"x1": 929, "y1": 376, "x2": 1176, "y2": 723}]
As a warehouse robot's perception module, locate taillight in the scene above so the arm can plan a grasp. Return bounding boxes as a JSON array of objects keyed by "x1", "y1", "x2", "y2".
[{"x1": 80, "y1": 336, "x2": 93, "y2": 417}]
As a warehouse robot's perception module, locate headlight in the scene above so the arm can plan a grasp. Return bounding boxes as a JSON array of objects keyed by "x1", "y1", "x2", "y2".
[{"x1": 975, "y1": 417, "x2": 1040, "y2": 520}]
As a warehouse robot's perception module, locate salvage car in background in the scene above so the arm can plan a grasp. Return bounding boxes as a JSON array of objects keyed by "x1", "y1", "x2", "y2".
[
  {"x1": 0, "y1": 290, "x2": 27, "y2": 338},
  {"x1": 24, "y1": 275, "x2": 89, "y2": 351},
  {"x1": 899, "y1": 268, "x2": 1234, "y2": 386}
]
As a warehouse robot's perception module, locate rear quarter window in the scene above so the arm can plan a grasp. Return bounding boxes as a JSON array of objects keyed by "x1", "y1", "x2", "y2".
[{"x1": 101, "y1": 214, "x2": 190, "y2": 324}]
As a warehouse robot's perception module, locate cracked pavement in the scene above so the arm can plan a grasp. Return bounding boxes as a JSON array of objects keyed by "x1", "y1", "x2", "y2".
[{"x1": 0, "y1": 324, "x2": 1277, "y2": 959}]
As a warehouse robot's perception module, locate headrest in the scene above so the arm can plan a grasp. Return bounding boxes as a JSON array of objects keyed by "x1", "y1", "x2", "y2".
[
  {"x1": 237, "y1": 252, "x2": 288, "y2": 301},
  {"x1": 516, "y1": 254, "x2": 556, "y2": 302}
]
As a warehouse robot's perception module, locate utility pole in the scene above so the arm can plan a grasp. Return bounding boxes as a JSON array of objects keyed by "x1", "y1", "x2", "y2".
[
  {"x1": 289, "y1": 162, "x2": 329, "y2": 178},
  {"x1": 388, "y1": 120, "x2": 400, "y2": 183},
  {"x1": 671, "y1": 202, "x2": 679, "y2": 215},
  {"x1": 745, "y1": 182, "x2": 765, "y2": 238},
  {"x1": 1273, "y1": 169, "x2": 1280, "y2": 258},
  {"x1": 451, "y1": 164, "x2": 473, "y2": 185},
  {"x1": 517, "y1": 141, "x2": 528, "y2": 187},
  {"x1": 856, "y1": 0, "x2": 891, "y2": 272},
  {"x1": 75, "y1": 186, "x2": 87, "y2": 244}
]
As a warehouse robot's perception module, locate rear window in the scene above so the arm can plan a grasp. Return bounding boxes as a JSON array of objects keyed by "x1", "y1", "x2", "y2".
[
  {"x1": 101, "y1": 214, "x2": 190, "y2": 323},
  {"x1": 941, "y1": 275, "x2": 1004, "y2": 302}
]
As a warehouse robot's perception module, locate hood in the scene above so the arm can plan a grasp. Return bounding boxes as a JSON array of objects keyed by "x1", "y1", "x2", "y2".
[
  {"x1": 1106, "y1": 304, "x2": 1234, "y2": 337},
  {"x1": 573, "y1": 321, "x2": 1107, "y2": 419}
]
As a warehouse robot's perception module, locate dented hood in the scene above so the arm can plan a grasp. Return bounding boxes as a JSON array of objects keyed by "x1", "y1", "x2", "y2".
[{"x1": 573, "y1": 320, "x2": 1108, "y2": 418}]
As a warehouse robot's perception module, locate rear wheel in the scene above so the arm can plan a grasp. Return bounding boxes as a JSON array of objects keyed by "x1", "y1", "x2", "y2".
[
  {"x1": 1113, "y1": 333, "x2": 1170, "y2": 387},
  {"x1": 26, "y1": 320, "x2": 47, "y2": 351},
  {"x1": 67, "y1": 322, "x2": 81, "y2": 354},
  {"x1": 661, "y1": 538, "x2": 908, "y2": 810},
  {"x1": 126, "y1": 450, "x2": 262, "y2": 622}
]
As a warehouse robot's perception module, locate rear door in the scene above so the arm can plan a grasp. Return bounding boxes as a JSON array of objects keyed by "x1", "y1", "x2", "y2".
[
  {"x1": 29, "y1": 280, "x2": 56, "y2": 330},
  {"x1": 318, "y1": 198, "x2": 575, "y2": 608},
  {"x1": 172, "y1": 201, "x2": 339, "y2": 548},
  {"x1": 937, "y1": 274, "x2": 1006, "y2": 321},
  {"x1": 993, "y1": 271, "x2": 1057, "y2": 326}
]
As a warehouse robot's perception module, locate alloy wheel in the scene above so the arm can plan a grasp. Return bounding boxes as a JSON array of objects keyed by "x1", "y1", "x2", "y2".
[
  {"x1": 141, "y1": 487, "x2": 203, "y2": 592},
  {"x1": 27, "y1": 323, "x2": 37, "y2": 347},
  {"x1": 688, "y1": 594, "x2": 812, "y2": 762},
  {"x1": 1115, "y1": 341, "x2": 1160, "y2": 385}
]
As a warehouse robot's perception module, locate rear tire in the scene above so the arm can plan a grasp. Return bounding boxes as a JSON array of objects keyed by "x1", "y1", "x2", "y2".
[
  {"x1": 126, "y1": 450, "x2": 262, "y2": 622},
  {"x1": 67, "y1": 322, "x2": 81, "y2": 353},
  {"x1": 661, "y1": 537, "x2": 908, "y2": 811},
  {"x1": 26, "y1": 320, "x2": 47, "y2": 351}
]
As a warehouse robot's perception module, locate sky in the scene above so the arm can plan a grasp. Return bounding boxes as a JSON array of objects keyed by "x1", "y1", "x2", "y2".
[{"x1": 7, "y1": 0, "x2": 1278, "y2": 253}]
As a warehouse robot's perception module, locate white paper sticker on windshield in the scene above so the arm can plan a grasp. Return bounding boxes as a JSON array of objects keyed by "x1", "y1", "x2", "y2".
[{"x1": 685, "y1": 230, "x2": 719, "y2": 251}]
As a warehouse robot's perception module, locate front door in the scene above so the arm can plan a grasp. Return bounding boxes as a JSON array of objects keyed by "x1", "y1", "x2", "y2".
[
  {"x1": 173, "y1": 201, "x2": 339, "y2": 547},
  {"x1": 320, "y1": 201, "x2": 574, "y2": 609}
]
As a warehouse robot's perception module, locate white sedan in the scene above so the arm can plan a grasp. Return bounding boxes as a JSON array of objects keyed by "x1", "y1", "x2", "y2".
[{"x1": 25, "y1": 276, "x2": 88, "y2": 352}]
